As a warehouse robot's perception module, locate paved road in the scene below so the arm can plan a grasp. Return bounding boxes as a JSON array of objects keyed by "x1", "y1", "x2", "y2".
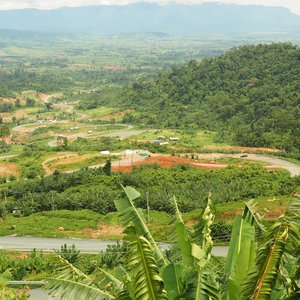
[
  {"x1": 195, "y1": 153, "x2": 300, "y2": 177},
  {"x1": 46, "y1": 124, "x2": 135, "y2": 147},
  {"x1": 239, "y1": 154, "x2": 300, "y2": 177},
  {"x1": 0, "y1": 236, "x2": 228, "y2": 256},
  {"x1": 0, "y1": 154, "x2": 17, "y2": 160}
]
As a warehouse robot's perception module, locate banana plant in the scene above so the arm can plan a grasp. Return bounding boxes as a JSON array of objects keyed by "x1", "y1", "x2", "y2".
[
  {"x1": 241, "y1": 195, "x2": 300, "y2": 300},
  {"x1": 45, "y1": 187, "x2": 300, "y2": 300},
  {"x1": 0, "y1": 269, "x2": 30, "y2": 299}
]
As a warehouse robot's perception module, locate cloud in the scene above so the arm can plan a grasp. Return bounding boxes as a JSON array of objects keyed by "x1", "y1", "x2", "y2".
[{"x1": 0, "y1": 0, "x2": 299, "y2": 15}]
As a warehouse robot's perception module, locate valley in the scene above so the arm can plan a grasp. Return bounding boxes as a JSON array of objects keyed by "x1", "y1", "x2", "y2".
[{"x1": 0, "y1": 28, "x2": 299, "y2": 299}]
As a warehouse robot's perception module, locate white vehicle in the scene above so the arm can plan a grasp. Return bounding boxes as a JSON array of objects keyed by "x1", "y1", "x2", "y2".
[{"x1": 100, "y1": 150, "x2": 110, "y2": 155}]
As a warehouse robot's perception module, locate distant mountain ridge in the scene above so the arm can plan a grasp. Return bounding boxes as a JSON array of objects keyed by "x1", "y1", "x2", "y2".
[{"x1": 0, "y1": 3, "x2": 299, "y2": 35}]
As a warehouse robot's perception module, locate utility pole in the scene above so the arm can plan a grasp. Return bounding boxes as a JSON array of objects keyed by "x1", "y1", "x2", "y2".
[
  {"x1": 146, "y1": 191, "x2": 150, "y2": 224},
  {"x1": 131, "y1": 151, "x2": 134, "y2": 173},
  {"x1": 51, "y1": 191, "x2": 55, "y2": 211}
]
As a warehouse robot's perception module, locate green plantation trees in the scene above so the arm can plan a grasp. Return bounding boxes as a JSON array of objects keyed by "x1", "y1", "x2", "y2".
[
  {"x1": 46, "y1": 187, "x2": 300, "y2": 299},
  {"x1": 0, "y1": 125, "x2": 10, "y2": 142}
]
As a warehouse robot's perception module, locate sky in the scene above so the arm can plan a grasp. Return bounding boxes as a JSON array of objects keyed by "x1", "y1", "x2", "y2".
[{"x1": 0, "y1": 0, "x2": 299, "y2": 15}]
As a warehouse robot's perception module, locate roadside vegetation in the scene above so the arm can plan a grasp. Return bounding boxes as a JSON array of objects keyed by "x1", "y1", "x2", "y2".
[{"x1": 43, "y1": 187, "x2": 300, "y2": 299}]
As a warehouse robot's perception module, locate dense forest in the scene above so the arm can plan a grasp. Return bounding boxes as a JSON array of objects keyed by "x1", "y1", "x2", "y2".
[{"x1": 123, "y1": 43, "x2": 300, "y2": 151}]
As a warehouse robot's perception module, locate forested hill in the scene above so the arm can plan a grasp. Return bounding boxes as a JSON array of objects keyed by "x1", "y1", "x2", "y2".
[{"x1": 123, "y1": 43, "x2": 300, "y2": 151}]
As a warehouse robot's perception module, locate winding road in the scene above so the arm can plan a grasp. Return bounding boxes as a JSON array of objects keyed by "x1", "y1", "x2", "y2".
[
  {"x1": 194, "y1": 153, "x2": 300, "y2": 177},
  {"x1": 0, "y1": 236, "x2": 228, "y2": 256},
  {"x1": 238, "y1": 154, "x2": 300, "y2": 177}
]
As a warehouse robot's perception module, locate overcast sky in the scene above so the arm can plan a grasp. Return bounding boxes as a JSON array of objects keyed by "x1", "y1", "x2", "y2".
[{"x1": 0, "y1": 1, "x2": 299, "y2": 15}]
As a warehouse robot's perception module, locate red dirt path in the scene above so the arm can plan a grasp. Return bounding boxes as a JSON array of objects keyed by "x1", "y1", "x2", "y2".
[{"x1": 111, "y1": 155, "x2": 225, "y2": 172}]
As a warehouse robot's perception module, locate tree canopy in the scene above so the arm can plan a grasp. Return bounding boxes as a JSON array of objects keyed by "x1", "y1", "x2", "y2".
[{"x1": 122, "y1": 43, "x2": 300, "y2": 151}]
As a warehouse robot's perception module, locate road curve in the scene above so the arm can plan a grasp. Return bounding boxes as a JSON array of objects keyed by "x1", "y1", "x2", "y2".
[
  {"x1": 239, "y1": 154, "x2": 300, "y2": 177},
  {"x1": 195, "y1": 153, "x2": 300, "y2": 177},
  {"x1": 0, "y1": 236, "x2": 228, "y2": 257}
]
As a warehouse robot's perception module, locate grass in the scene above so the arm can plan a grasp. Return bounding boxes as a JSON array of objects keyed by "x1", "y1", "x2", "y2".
[
  {"x1": 214, "y1": 196, "x2": 290, "y2": 223},
  {"x1": 0, "y1": 210, "x2": 101, "y2": 238},
  {"x1": 79, "y1": 107, "x2": 118, "y2": 118},
  {"x1": 46, "y1": 154, "x2": 118, "y2": 172},
  {"x1": 214, "y1": 157, "x2": 267, "y2": 165},
  {"x1": 129, "y1": 129, "x2": 229, "y2": 150}
]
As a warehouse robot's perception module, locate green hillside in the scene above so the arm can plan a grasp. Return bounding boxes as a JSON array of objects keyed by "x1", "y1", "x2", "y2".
[{"x1": 123, "y1": 43, "x2": 300, "y2": 151}]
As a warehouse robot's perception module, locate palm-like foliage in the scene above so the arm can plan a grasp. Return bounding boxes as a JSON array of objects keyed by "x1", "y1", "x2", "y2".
[
  {"x1": 242, "y1": 196, "x2": 300, "y2": 300},
  {"x1": 45, "y1": 188, "x2": 300, "y2": 300},
  {"x1": 115, "y1": 186, "x2": 167, "y2": 266},
  {"x1": 46, "y1": 257, "x2": 118, "y2": 299},
  {"x1": 127, "y1": 236, "x2": 168, "y2": 299}
]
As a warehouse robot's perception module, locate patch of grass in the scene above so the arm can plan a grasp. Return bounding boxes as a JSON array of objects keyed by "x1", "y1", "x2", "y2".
[
  {"x1": 0, "y1": 210, "x2": 101, "y2": 238},
  {"x1": 214, "y1": 157, "x2": 267, "y2": 165},
  {"x1": 214, "y1": 196, "x2": 290, "y2": 223},
  {"x1": 129, "y1": 129, "x2": 229, "y2": 151},
  {"x1": 49, "y1": 155, "x2": 118, "y2": 172},
  {"x1": 80, "y1": 107, "x2": 118, "y2": 118}
]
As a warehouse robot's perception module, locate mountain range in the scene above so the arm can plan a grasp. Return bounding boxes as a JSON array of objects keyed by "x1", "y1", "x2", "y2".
[{"x1": 0, "y1": 3, "x2": 299, "y2": 35}]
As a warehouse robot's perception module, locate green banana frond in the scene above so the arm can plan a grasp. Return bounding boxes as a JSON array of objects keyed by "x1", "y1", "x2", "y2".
[
  {"x1": 222, "y1": 201, "x2": 258, "y2": 300},
  {"x1": 45, "y1": 257, "x2": 116, "y2": 300},
  {"x1": 115, "y1": 186, "x2": 167, "y2": 266},
  {"x1": 162, "y1": 263, "x2": 193, "y2": 300},
  {"x1": 170, "y1": 195, "x2": 206, "y2": 268},
  {"x1": 94, "y1": 268, "x2": 123, "y2": 295},
  {"x1": 0, "y1": 269, "x2": 12, "y2": 286},
  {"x1": 51, "y1": 256, "x2": 95, "y2": 284},
  {"x1": 188, "y1": 264, "x2": 220, "y2": 300},
  {"x1": 243, "y1": 196, "x2": 300, "y2": 300},
  {"x1": 269, "y1": 252, "x2": 300, "y2": 299},
  {"x1": 284, "y1": 194, "x2": 300, "y2": 219},
  {"x1": 241, "y1": 216, "x2": 299, "y2": 300},
  {"x1": 244, "y1": 200, "x2": 265, "y2": 235},
  {"x1": 46, "y1": 278, "x2": 115, "y2": 300},
  {"x1": 192, "y1": 192, "x2": 214, "y2": 258},
  {"x1": 126, "y1": 236, "x2": 168, "y2": 300}
]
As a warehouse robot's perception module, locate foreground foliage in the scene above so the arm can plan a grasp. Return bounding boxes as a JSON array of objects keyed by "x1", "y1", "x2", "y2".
[
  {"x1": 0, "y1": 270, "x2": 29, "y2": 299},
  {"x1": 46, "y1": 187, "x2": 300, "y2": 299}
]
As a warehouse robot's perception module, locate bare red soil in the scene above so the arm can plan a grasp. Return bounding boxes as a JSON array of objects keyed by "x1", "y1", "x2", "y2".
[{"x1": 112, "y1": 155, "x2": 226, "y2": 172}]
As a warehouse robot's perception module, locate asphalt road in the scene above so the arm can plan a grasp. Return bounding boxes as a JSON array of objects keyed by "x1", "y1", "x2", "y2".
[
  {"x1": 0, "y1": 236, "x2": 229, "y2": 256},
  {"x1": 239, "y1": 154, "x2": 300, "y2": 177},
  {"x1": 1, "y1": 237, "x2": 228, "y2": 299},
  {"x1": 0, "y1": 154, "x2": 17, "y2": 160}
]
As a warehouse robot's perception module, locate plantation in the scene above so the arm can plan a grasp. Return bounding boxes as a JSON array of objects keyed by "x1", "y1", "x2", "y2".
[{"x1": 1, "y1": 164, "x2": 297, "y2": 216}]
